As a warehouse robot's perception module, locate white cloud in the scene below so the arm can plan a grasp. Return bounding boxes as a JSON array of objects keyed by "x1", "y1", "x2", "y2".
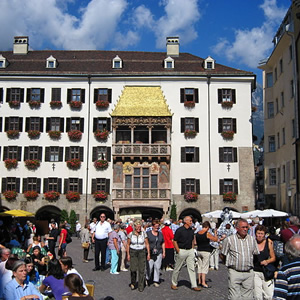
[
  {"x1": 212, "y1": 0, "x2": 288, "y2": 68},
  {"x1": 133, "y1": 5, "x2": 154, "y2": 29}
]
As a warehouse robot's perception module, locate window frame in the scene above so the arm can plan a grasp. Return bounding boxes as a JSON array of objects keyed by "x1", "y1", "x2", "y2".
[{"x1": 181, "y1": 147, "x2": 200, "y2": 162}]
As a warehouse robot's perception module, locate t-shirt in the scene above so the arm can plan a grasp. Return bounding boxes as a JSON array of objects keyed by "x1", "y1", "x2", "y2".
[
  {"x1": 161, "y1": 226, "x2": 174, "y2": 249},
  {"x1": 59, "y1": 228, "x2": 67, "y2": 244},
  {"x1": 147, "y1": 231, "x2": 164, "y2": 255},
  {"x1": 43, "y1": 275, "x2": 68, "y2": 300},
  {"x1": 174, "y1": 226, "x2": 194, "y2": 249},
  {"x1": 128, "y1": 231, "x2": 147, "y2": 250},
  {"x1": 108, "y1": 231, "x2": 121, "y2": 250}
]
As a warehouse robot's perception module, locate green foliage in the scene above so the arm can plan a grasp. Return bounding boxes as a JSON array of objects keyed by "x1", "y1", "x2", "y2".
[
  {"x1": 60, "y1": 209, "x2": 69, "y2": 224},
  {"x1": 69, "y1": 209, "x2": 77, "y2": 234},
  {"x1": 170, "y1": 203, "x2": 177, "y2": 221}
]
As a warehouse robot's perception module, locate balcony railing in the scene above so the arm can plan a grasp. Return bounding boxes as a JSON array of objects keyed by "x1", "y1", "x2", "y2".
[
  {"x1": 113, "y1": 189, "x2": 171, "y2": 200},
  {"x1": 112, "y1": 143, "x2": 171, "y2": 156}
]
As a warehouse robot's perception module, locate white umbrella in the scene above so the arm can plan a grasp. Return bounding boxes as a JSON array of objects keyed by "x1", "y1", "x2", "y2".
[
  {"x1": 262, "y1": 209, "x2": 288, "y2": 217},
  {"x1": 202, "y1": 210, "x2": 241, "y2": 219},
  {"x1": 240, "y1": 209, "x2": 289, "y2": 218},
  {"x1": 240, "y1": 210, "x2": 265, "y2": 218}
]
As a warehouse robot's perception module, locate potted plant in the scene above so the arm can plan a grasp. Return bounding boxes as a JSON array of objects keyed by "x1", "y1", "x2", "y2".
[
  {"x1": 184, "y1": 129, "x2": 197, "y2": 137},
  {"x1": 25, "y1": 159, "x2": 40, "y2": 170},
  {"x1": 96, "y1": 100, "x2": 109, "y2": 109},
  {"x1": 184, "y1": 192, "x2": 198, "y2": 202},
  {"x1": 93, "y1": 190, "x2": 108, "y2": 201},
  {"x1": 24, "y1": 190, "x2": 38, "y2": 200},
  {"x1": 3, "y1": 190, "x2": 18, "y2": 200},
  {"x1": 66, "y1": 191, "x2": 80, "y2": 201},
  {"x1": 9, "y1": 100, "x2": 21, "y2": 108},
  {"x1": 69, "y1": 101, "x2": 82, "y2": 109},
  {"x1": 50, "y1": 101, "x2": 62, "y2": 108},
  {"x1": 221, "y1": 131, "x2": 235, "y2": 139},
  {"x1": 4, "y1": 158, "x2": 18, "y2": 169},
  {"x1": 221, "y1": 101, "x2": 233, "y2": 108},
  {"x1": 94, "y1": 159, "x2": 108, "y2": 169},
  {"x1": 44, "y1": 191, "x2": 60, "y2": 201},
  {"x1": 94, "y1": 129, "x2": 109, "y2": 140},
  {"x1": 6, "y1": 130, "x2": 20, "y2": 139},
  {"x1": 68, "y1": 130, "x2": 82, "y2": 141},
  {"x1": 184, "y1": 101, "x2": 195, "y2": 108},
  {"x1": 28, "y1": 100, "x2": 41, "y2": 108},
  {"x1": 223, "y1": 191, "x2": 237, "y2": 202},
  {"x1": 66, "y1": 158, "x2": 81, "y2": 169},
  {"x1": 28, "y1": 130, "x2": 40, "y2": 139},
  {"x1": 48, "y1": 130, "x2": 61, "y2": 139}
]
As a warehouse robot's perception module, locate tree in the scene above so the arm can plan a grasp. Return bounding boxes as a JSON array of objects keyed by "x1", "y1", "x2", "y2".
[
  {"x1": 60, "y1": 209, "x2": 69, "y2": 224},
  {"x1": 170, "y1": 203, "x2": 177, "y2": 221},
  {"x1": 69, "y1": 209, "x2": 77, "y2": 235}
]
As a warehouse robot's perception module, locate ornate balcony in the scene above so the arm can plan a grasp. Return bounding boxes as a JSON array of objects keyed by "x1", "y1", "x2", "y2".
[{"x1": 113, "y1": 188, "x2": 171, "y2": 200}]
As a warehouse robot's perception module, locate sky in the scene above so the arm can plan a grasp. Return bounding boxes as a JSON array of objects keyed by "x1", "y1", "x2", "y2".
[{"x1": 0, "y1": 0, "x2": 291, "y2": 84}]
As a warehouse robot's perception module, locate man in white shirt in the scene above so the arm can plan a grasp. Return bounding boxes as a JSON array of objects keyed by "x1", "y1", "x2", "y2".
[
  {"x1": 92, "y1": 213, "x2": 112, "y2": 271},
  {"x1": 75, "y1": 221, "x2": 81, "y2": 239}
]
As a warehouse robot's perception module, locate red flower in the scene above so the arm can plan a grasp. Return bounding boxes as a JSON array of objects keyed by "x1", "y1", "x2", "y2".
[
  {"x1": 184, "y1": 192, "x2": 198, "y2": 202},
  {"x1": 184, "y1": 101, "x2": 195, "y2": 108},
  {"x1": 69, "y1": 101, "x2": 82, "y2": 109},
  {"x1": 94, "y1": 129, "x2": 109, "y2": 140},
  {"x1": 28, "y1": 130, "x2": 40, "y2": 139},
  {"x1": 24, "y1": 190, "x2": 38, "y2": 200},
  {"x1": 48, "y1": 130, "x2": 61, "y2": 139},
  {"x1": 184, "y1": 130, "x2": 197, "y2": 137},
  {"x1": 25, "y1": 159, "x2": 40, "y2": 170},
  {"x1": 94, "y1": 160, "x2": 108, "y2": 169},
  {"x1": 66, "y1": 158, "x2": 81, "y2": 169},
  {"x1": 3, "y1": 190, "x2": 18, "y2": 200},
  {"x1": 68, "y1": 130, "x2": 82, "y2": 140},
  {"x1": 4, "y1": 158, "x2": 18, "y2": 169},
  {"x1": 223, "y1": 191, "x2": 237, "y2": 202},
  {"x1": 44, "y1": 191, "x2": 60, "y2": 201},
  {"x1": 28, "y1": 100, "x2": 41, "y2": 108},
  {"x1": 93, "y1": 191, "x2": 108, "y2": 200},
  {"x1": 6, "y1": 130, "x2": 20, "y2": 138},
  {"x1": 9, "y1": 100, "x2": 20, "y2": 108},
  {"x1": 66, "y1": 191, "x2": 80, "y2": 201},
  {"x1": 96, "y1": 100, "x2": 109, "y2": 108},
  {"x1": 50, "y1": 101, "x2": 62, "y2": 108},
  {"x1": 221, "y1": 131, "x2": 235, "y2": 139}
]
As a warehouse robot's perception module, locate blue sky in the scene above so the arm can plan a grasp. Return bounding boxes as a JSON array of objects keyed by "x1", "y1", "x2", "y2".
[{"x1": 0, "y1": 0, "x2": 291, "y2": 84}]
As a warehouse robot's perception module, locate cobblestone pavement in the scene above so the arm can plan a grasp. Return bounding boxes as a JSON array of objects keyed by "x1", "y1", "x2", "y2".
[{"x1": 66, "y1": 237, "x2": 229, "y2": 300}]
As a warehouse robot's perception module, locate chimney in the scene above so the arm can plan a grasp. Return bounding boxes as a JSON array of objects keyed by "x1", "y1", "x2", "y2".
[
  {"x1": 166, "y1": 37, "x2": 179, "y2": 57},
  {"x1": 13, "y1": 36, "x2": 29, "y2": 55}
]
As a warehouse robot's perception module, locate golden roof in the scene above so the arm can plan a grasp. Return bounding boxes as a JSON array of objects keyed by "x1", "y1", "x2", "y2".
[{"x1": 111, "y1": 86, "x2": 172, "y2": 116}]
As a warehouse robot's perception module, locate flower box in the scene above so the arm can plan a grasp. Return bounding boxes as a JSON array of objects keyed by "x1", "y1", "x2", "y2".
[
  {"x1": 221, "y1": 101, "x2": 233, "y2": 108},
  {"x1": 221, "y1": 131, "x2": 235, "y2": 139},
  {"x1": 3, "y1": 190, "x2": 18, "y2": 200},
  {"x1": 184, "y1": 130, "x2": 197, "y2": 137},
  {"x1": 223, "y1": 191, "x2": 237, "y2": 202},
  {"x1": 184, "y1": 192, "x2": 198, "y2": 202},
  {"x1": 68, "y1": 130, "x2": 82, "y2": 141},
  {"x1": 94, "y1": 159, "x2": 108, "y2": 169},
  {"x1": 66, "y1": 158, "x2": 81, "y2": 169},
  {"x1": 4, "y1": 158, "x2": 18, "y2": 169},
  {"x1": 6, "y1": 130, "x2": 20, "y2": 139},
  {"x1": 28, "y1": 130, "x2": 40, "y2": 139},
  {"x1": 24, "y1": 190, "x2": 38, "y2": 200},
  {"x1": 66, "y1": 191, "x2": 80, "y2": 201},
  {"x1": 28, "y1": 100, "x2": 41, "y2": 108},
  {"x1": 44, "y1": 191, "x2": 60, "y2": 201},
  {"x1": 9, "y1": 100, "x2": 21, "y2": 108},
  {"x1": 69, "y1": 101, "x2": 82, "y2": 109},
  {"x1": 96, "y1": 100, "x2": 109, "y2": 109},
  {"x1": 93, "y1": 190, "x2": 108, "y2": 201},
  {"x1": 48, "y1": 130, "x2": 61, "y2": 139},
  {"x1": 94, "y1": 129, "x2": 109, "y2": 140},
  {"x1": 184, "y1": 101, "x2": 195, "y2": 108},
  {"x1": 50, "y1": 101, "x2": 62, "y2": 108},
  {"x1": 25, "y1": 159, "x2": 40, "y2": 170}
]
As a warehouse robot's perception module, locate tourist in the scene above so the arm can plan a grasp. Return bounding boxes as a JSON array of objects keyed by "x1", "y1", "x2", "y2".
[
  {"x1": 80, "y1": 224, "x2": 91, "y2": 263},
  {"x1": 58, "y1": 223, "x2": 68, "y2": 258},
  {"x1": 31, "y1": 246, "x2": 46, "y2": 276},
  {"x1": 108, "y1": 224, "x2": 121, "y2": 274},
  {"x1": 161, "y1": 219, "x2": 175, "y2": 271},
  {"x1": 64, "y1": 273, "x2": 94, "y2": 299}
]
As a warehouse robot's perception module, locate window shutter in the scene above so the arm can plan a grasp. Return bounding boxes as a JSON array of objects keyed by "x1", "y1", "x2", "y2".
[
  {"x1": 79, "y1": 179, "x2": 83, "y2": 193},
  {"x1": 93, "y1": 118, "x2": 97, "y2": 132},
  {"x1": 196, "y1": 179, "x2": 200, "y2": 194},
  {"x1": 1, "y1": 178, "x2": 6, "y2": 192},
  {"x1": 26, "y1": 89, "x2": 31, "y2": 102},
  {"x1": 64, "y1": 179, "x2": 69, "y2": 194},
  {"x1": 0, "y1": 88, "x2": 2, "y2": 103},
  {"x1": 39, "y1": 118, "x2": 44, "y2": 132},
  {"x1": 108, "y1": 89, "x2": 112, "y2": 103},
  {"x1": 233, "y1": 148, "x2": 238, "y2": 162},
  {"x1": 194, "y1": 89, "x2": 199, "y2": 103},
  {"x1": 218, "y1": 118, "x2": 223, "y2": 133},
  {"x1": 232, "y1": 89, "x2": 236, "y2": 103},
  {"x1": 80, "y1": 118, "x2": 84, "y2": 132},
  {"x1": 92, "y1": 179, "x2": 96, "y2": 193},
  {"x1": 4, "y1": 117, "x2": 8, "y2": 131},
  {"x1": 19, "y1": 118, "x2": 23, "y2": 132},
  {"x1": 16, "y1": 178, "x2": 20, "y2": 192},
  {"x1": 52, "y1": 88, "x2": 61, "y2": 101},
  {"x1": 60, "y1": 118, "x2": 64, "y2": 132},
  {"x1": 23, "y1": 178, "x2": 28, "y2": 192},
  {"x1": 58, "y1": 179, "x2": 62, "y2": 193},
  {"x1": 195, "y1": 118, "x2": 199, "y2": 132},
  {"x1": 218, "y1": 89, "x2": 222, "y2": 103},
  {"x1": 17, "y1": 147, "x2": 22, "y2": 161},
  {"x1": 40, "y1": 89, "x2": 45, "y2": 103},
  {"x1": 24, "y1": 147, "x2": 29, "y2": 160},
  {"x1": 45, "y1": 147, "x2": 50, "y2": 162},
  {"x1": 38, "y1": 147, "x2": 42, "y2": 161},
  {"x1": 234, "y1": 180, "x2": 238, "y2": 194},
  {"x1": 219, "y1": 179, "x2": 224, "y2": 195},
  {"x1": 43, "y1": 178, "x2": 48, "y2": 193},
  {"x1": 92, "y1": 147, "x2": 97, "y2": 161},
  {"x1": 219, "y1": 148, "x2": 224, "y2": 162},
  {"x1": 80, "y1": 148, "x2": 84, "y2": 162},
  {"x1": 0, "y1": 117, "x2": 2, "y2": 132},
  {"x1": 67, "y1": 89, "x2": 72, "y2": 103},
  {"x1": 94, "y1": 89, "x2": 98, "y2": 103},
  {"x1": 25, "y1": 118, "x2": 29, "y2": 132},
  {"x1": 66, "y1": 118, "x2": 70, "y2": 132},
  {"x1": 181, "y1": 179, "x2": 186, "y2": 195},
  {"x1": 3, "y1": 147, "x2": 7, "y2": 160},
  {"x1": 6, "y1": 88, "x2": 11, "y2": 102},
  {"x1": 20, "y1": 89, "x2": 24, "y2": 102},
  {"x1": 233, "y1": 119, "x2": 237, "y2": 133},
  {"x1": 180, "y1": 89, "x2": 185, "y2": 103},
  {"x1": 80, "y1": 89, "x2": 85, "y2": 103},
  {"x1": 37, "y1": 179, "x2": 41, "y2": 193},
  {"x1": 107, "y1": 147, "x2": 111, "y2": 162},
  {"x1": 181, "y1": 147, "x2": 186, "y2": 162},
  {"x1": 195, "y1": 147, "x2": 200, "y2": 162},
  {"x1": 181, "y1": 118, "x2": 185, "y2": 133},
  {"x1": 107, "y1": 118, "x2": 111, "y2": 131},
  {"x1": 65, "y1": 147, "x2": 70, "y2": 161},
  {"x1": 46, "y1": 118, "x2": 50, "y2": 132},
  {"x1": 106, "y1": 179, "x2": 110, "y2": 194},
  {"x1": 59, "y1": 147, "x2": 63, "y2": 162}
]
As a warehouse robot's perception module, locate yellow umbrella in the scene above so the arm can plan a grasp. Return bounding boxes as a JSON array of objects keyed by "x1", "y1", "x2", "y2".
[{"x1": 0, "y1": 209, "x2": 35, "y2": 217}]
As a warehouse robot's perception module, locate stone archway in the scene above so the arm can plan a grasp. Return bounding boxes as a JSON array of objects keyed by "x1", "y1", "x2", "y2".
[
  {"x1": 35, "y1": 205, "x2": 62, "y2": 235},
  {"x1": 119, "y1": 207, "x2": 163, "y2": 221},
  {"x1": 179, "y1": 207, "x2": 202, "y2": 222},
  {"x1": 90, "y1": 206, "x2": 114, "y2": 221}
]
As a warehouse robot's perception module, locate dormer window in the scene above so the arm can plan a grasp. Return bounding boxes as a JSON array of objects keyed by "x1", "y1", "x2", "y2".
[
  {"x1": 112, "y1": 55, "x2": 122, "y2": 69},
  {"x1": 0, "y1": 55, "x2": 8, "y2": 68},
  {"x1": 46, "y1": 55, "x2": 57, "y2": 68},
  {"x1": 164, "y1": 56, "x2": 174, "y2": 69},
  {"x1": 204, "y1": 56, "x2": 215, "y2": 70}
]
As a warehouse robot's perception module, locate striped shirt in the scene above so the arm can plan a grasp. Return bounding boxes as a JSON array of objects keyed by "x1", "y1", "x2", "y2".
[
  {"x1": 274, "y1": 258, "x2": 300, "y2": 299},
  {"x1": 221, "y1": 233, "x2": 259, "y2": 271}
]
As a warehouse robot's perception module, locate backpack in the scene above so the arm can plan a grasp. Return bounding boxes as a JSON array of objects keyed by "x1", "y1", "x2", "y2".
[
  {"x1": 66, "y1": 230, "x2": 72, "y2": 244},
  {"x1": 273, "y1": 240, "x2": 284, "y2": 258}
]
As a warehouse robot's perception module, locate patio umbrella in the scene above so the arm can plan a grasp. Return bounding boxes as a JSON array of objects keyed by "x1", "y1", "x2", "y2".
[
  {"x1": 261, "y1": 209, "x2": 288, "y2": 217},
  {"x1": 240, "y1": 210, "x2": 265, "y2": 218},
  {"x1": 240, "y1": 209, "x2": 289, "y2": 218},
  {"x1": 0, "y1": 209, "x2": 34, "y2": 217},
  {"x1": 202, "y1": 210, "x2": 241, "y2": 219}
]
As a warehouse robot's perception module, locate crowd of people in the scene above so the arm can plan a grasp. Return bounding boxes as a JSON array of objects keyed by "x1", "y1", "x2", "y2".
[{"x1": 0, "y1": 212, "x2": 300, "y2": 299}]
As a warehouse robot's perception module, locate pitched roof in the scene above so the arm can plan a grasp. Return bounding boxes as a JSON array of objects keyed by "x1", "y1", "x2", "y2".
[{"x1": 111, "y1": 86, "x2": 172, "y2": 117}]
